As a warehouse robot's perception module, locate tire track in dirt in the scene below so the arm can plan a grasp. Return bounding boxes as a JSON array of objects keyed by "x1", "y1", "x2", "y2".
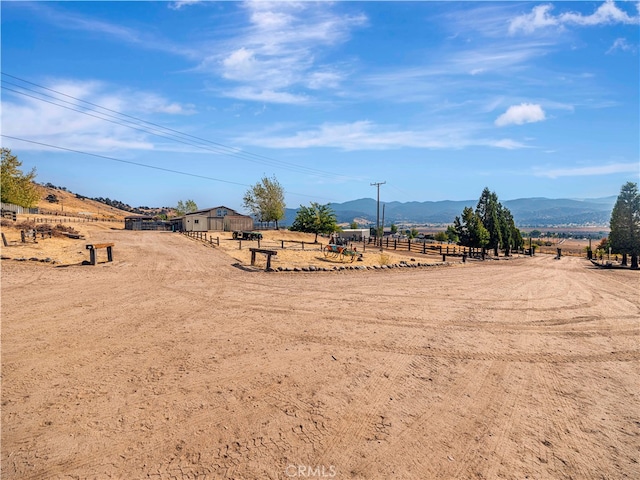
[
  {"x1": 314, "y1": 332, "x2": 426, "y2": 471},
  {"x1": 349, "y1": 359, "x2": 496, "y2": 478},
  {"x1": 532, "y1": 362, "x2": 596, "y2": 479},
  {"x1": 274, "y1": 330, "x2": 640, "y2": 364}
]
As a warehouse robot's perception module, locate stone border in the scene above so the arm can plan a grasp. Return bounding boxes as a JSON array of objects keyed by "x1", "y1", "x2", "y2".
[{"x1": 267, "y1": 260, "x2": 456, "y2": 272}]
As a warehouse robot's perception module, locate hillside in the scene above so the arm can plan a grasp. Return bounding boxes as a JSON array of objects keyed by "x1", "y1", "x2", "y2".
[
  {"x1": 37, "y1": 186, "x2": 136, "y2": 220},
  {"x1": 28, "y1": 183, "x2": 616, "y2": 227},
  {"x1": 284, "y1": 196, "x2": 617, "y2": 227}
]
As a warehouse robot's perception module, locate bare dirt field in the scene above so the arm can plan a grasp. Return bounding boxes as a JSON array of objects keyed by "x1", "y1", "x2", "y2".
[{"x1": 2, "y1": 223, "x2": 639, "y2": 479}]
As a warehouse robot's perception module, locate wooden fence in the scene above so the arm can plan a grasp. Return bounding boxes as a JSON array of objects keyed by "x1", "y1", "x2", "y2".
[
  {"x1": 366, "y1": 237, "x2": 480, "y2": 257},
  {"x1": 0, "y1": 202, "x2": 39, "y2": 215},
  {"x1": 182, "y1": 231, "x2": 220, "y2": 246},
  {"x1": 23, "y1": 216, "x2": 121, "y2": 223}
]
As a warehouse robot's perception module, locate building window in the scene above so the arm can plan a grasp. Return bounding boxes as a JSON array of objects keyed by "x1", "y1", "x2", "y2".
[
  {"x1": 217, "y1": 209, "x2": 228, "y2": 217},
  {"x1": 194, "y1": 219, "x2": 199, "y2": 224}
]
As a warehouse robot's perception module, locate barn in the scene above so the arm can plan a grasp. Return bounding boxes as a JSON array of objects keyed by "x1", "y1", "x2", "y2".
[{"x1": 181, "y1": 206, "x2": 253, "y2": 232}]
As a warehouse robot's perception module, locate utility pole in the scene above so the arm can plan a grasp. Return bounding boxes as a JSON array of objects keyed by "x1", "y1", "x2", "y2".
[
  {"x1": 381, "y1": 203, "x2": 386, "y2": 252},
  {"x1": 371, "y1": 181, "x2": 386, "y2": 248}
]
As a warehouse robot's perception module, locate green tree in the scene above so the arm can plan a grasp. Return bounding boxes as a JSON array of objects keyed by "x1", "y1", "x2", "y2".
[
  {"x1": 1, "y1": 148, "x2": 39, "y2": 208},
  {"x1": 175, "y1": 199, "x2": 198, "y2": 216},
  {"x1": 445, "y1": 225, "x2": 459, "y2": 244},
  {"x1": 290, "y1": 202, "x2": 337, "y2": 242},
  {"x1": 454, "y1": 206, "x2": 489, "y2": 248},
  {"x1": 243, "y1": 175, "x2": 285, "y2": 229},
  {"x1": 434, "y1": 231, "x2": 448, "y2": 242},
  {"x1": 609, "y1": 181, "x2": 640, "y2": 268},
  {"x1": 476, "y1": 187, "x2": 502, "y2": 256},
  {"x1": 350, "y1": 221, "x2": 359, "y2": 229},
  {"x1": 498, "y1": 204, "x2": 522, "y2": 256},
  {"x1": 390, "y1": 224, "x2": 398, "y2": 234}
]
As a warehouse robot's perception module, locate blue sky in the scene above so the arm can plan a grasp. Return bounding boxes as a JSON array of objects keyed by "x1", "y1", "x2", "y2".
[{"x1": 2, "y1": 1, "x2": 639, "y2": 212}]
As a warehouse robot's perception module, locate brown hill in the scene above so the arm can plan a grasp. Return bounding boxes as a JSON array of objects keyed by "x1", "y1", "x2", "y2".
[{"x1": 37, "y1": 186, "x2": 142, "y2": 220}]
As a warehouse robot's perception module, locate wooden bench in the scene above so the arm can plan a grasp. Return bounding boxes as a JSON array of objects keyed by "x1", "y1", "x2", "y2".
[
  {"x1": 86, "y1": 243, "x2": 114, "y2": 265},
  {"x1": 249, "y1": 248, "x2": 278, "y2": 270}
]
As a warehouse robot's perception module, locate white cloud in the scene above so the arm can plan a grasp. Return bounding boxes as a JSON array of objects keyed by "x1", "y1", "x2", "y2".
[
  {"x1": 491, "y1": 139, "x2": 527, "y2": 150},
  {"x1": 2, "y1": 79, "x2": 194, "y2": 153},
  {"x1": 169, "y1": 0, "x2": 203, "y2": 11},
  {"x1": 536, "y1": 162, "x2": 640, "y2": 178},
  {"x1": 221, "y1": 87, "x2": 310, "y2": 105},
  {"x1": 509, "y1": 5, "x2": 559, "y2": 34},
  {"x1": 200, "y1": 2, "x2": 367, "y2": 104},
  {"x1": 495, "y1": 103, "x2": 546, "y2": 127},
  {"x1": 233, "y1": 120, "x2": 528, "y2": 151},
  {"x1": 607, "y1": 37, "x2": 637, "y2": 54},
  {"x1": 509, "y1": 1, "x2": 640, "y2": 34},
  {"x1": 29, "y1": 3, "x2": 197, "y2": 58}
]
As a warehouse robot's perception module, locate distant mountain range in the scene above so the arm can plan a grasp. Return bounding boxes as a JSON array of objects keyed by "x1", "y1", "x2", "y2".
[{"x1": 284, "y1": 196, "x2": 617, "y2": 227}]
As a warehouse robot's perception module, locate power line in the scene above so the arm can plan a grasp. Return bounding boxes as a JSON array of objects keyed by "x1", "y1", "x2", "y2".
[
  {"x1": 1, "y1": 134, "x2": 335, "y2": 201},
  {"x1": 1, "y1": 72, "x2": 359, "y2": 181}
]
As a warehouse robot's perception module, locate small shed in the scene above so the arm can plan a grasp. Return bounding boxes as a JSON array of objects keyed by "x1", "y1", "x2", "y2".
[
  {"x1": 124, "y1": 215, "x2": 171, "y2": 231},
  {"x1": 335, "y1": 228, "x2": 371, "y2": 242}
]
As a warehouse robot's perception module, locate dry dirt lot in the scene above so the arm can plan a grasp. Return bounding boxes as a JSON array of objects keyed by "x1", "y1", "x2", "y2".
[{"x1": 1, "y1": 224, "x2": 639, "y2": 479}]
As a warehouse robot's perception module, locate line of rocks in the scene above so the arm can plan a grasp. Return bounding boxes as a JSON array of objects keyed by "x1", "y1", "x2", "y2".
[
  {"x1": 270, "y1": 261, "x2": 454, "y2": 272},
  {"x1": 1, "y1": 255, "x2": 56, "y2": 264}
]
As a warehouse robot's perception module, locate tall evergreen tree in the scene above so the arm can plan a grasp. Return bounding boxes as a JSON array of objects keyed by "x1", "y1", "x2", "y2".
[
  {"x1": 609, "y1": 182, "x2": 640, "y2": 269},
  {"x1": 454, "y1": 206, "x2": 489, "y2": 248},
  {"x1": 498, "y1": 203, "x2": 522, "y2": 256},
  {"x1": 476, "y1": 187, "x2": 502, "y2": 256},
  {"x1": 453, "y1": 188, "x2": 521, "y2": 256}
]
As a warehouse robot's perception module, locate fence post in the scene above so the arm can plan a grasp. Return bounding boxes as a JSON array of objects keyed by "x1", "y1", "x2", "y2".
[
  {"x1": 394, "y1": 239, "x2": 397, "y2": 250},
  {"x1": 302, "y1": 242, "x2": 305, "y2": 250},
  {"x1": 408, "y1": 239, "x2": 411, "y2": 252},
  {"x1": 423, "y1": 242, "x2": 426, "y2": 254},
  {"x1": 238, "y1": 240, "x2": 242, "y2": 250}
]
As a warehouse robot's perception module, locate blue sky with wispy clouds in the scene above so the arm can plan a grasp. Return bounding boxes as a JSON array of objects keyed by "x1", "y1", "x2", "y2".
[{"x1": 2, "y1": 1, "x2": 638, "y2": 211}]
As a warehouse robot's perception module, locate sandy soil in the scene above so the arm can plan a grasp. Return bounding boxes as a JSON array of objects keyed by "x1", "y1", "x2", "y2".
[{"x1": 1, "y1": 224, "x2": 639, "y2": 479}]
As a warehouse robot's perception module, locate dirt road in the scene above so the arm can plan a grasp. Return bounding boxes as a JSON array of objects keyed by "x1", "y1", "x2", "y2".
[{"x1": 2, "y1": 229, "x2": 639, "y2": 479}]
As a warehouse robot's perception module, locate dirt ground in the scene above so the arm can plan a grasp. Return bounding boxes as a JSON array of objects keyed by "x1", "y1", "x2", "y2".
[{"x1": 1, "y1": 222, "x2": 639, "y2": 479}]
